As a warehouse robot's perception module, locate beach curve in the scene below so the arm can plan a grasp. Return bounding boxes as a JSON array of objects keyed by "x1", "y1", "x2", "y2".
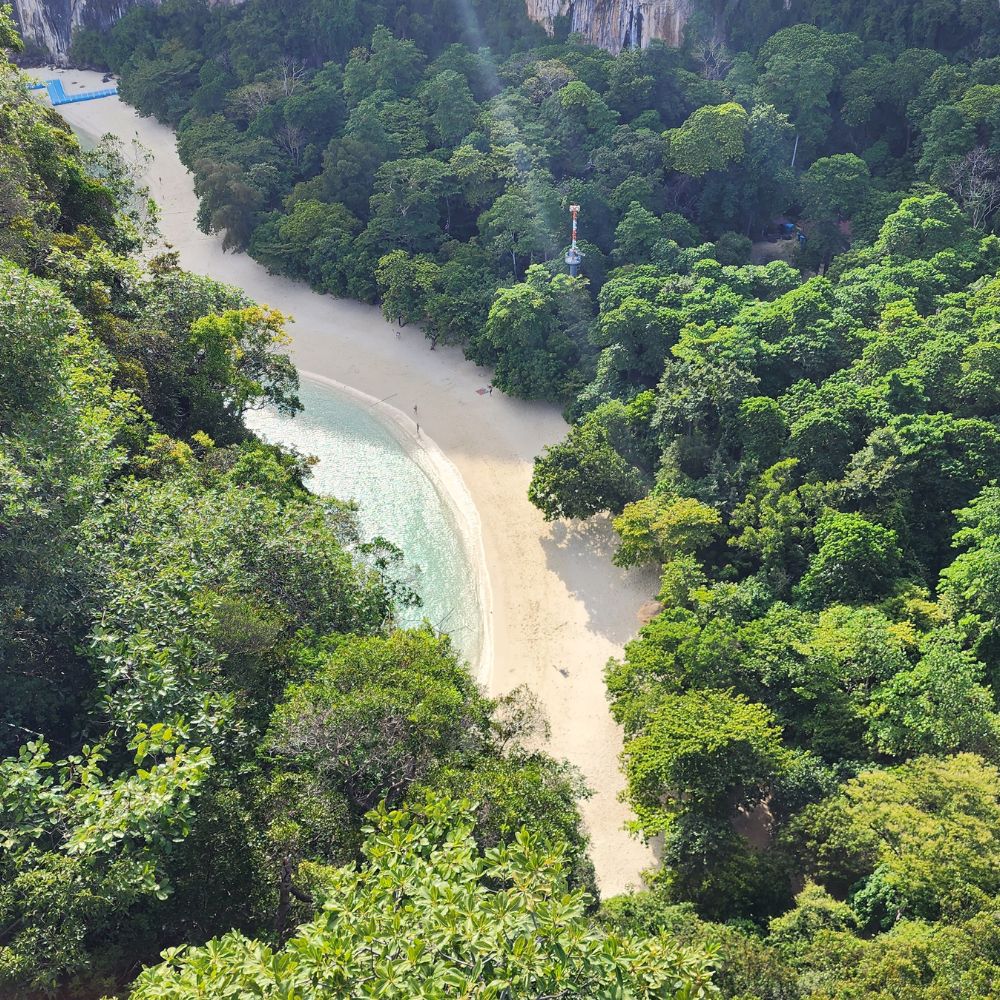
[
  {"x1": 300, "y1": 369, "x2": 495, "y2": 688},
  {"x1": 30, "y1": 67, "x2": 657, "y2": 895}
]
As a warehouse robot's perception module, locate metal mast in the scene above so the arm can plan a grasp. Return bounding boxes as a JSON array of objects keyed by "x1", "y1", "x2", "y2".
[{"x1": 565, "y1": 203, "x2": 583, "y2": 277}]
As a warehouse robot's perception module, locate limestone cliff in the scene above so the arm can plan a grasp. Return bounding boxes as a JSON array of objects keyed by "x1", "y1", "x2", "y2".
[
  {"x1": 524, "y1": 0, "x2": 694, "y2": 53},
  {"x1": 11, "y1": 0, "x2": 242, "y2": 64},
  {"x1": 12, "y1": 0, "x2": 139, "y2": 62},
  {"x1": 12, "y1": 0, "x2": 691, "y2": 65}
]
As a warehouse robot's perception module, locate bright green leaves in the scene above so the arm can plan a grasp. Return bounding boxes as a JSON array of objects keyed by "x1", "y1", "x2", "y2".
[
  {"x1": 613, "y1": 494, "x2": 721, "y2": 569},
  {"x1": 621, "y1": 689, "x2": 792, "y2": 839},
  {"x1": 665, "y1": 103, "x2": 748, "y2": 177},
  {"x1": 0, "y1": 4, "x2": 21, "y2": 53},
  {"x1": 0, "y1": 261, "x2": 84, "y2": 428},
  {"x1": 130, "y1": 796, "x2": 719, "y2": 999},
  {"x1": 187, "y1": 305, "x2": 300, "y2": 434},
  {"x1": 0, "y1": 737, "x2": 212, "y2": 993},
  {"x1": 797, "y1": 513, "x2": 901, "y2": 607},
  {"x1": 375, "y1": 247, "x2": 441, "y2": 327},
  {"x1": 792, "y1": 754, "x2": 1000, "y2": 924},
  {"x1": 863, "y1": 637, "x2": 1000, "y2": 758}
]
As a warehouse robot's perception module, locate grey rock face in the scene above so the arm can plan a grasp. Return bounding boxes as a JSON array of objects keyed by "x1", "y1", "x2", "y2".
[
  {"x1": 13, "y1": 0, "x2": 687, "y2": 65},
  {"x1": 524, "y1": 0, "x2": 693, "y2": 53},
  {"x1": 11, "y1": 0, "x2": 243, "y2": 64},
  {"x1": 12, "y1": 0, "x2": 146, "y2": 63}
]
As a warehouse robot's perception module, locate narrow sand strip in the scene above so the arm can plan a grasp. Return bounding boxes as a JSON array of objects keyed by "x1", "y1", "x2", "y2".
[{"x1": 30, "y1": 68, "x2": 657, "y2": 894}]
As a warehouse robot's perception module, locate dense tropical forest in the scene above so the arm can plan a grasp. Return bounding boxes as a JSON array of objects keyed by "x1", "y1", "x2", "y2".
[
  {"x1": 0, "y1": 8, "x2": 724, "y2": 997},
  {"x1": 6, "y1": 0, "x2": 1000, "y2": 992},
  {"x1": 69, "y1": 0, "x2": 1000, "y2": 402}
]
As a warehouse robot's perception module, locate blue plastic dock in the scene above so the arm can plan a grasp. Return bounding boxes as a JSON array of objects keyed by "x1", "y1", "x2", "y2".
[{"x1": 44, "y1": 79, "x2": 118, "y2": 106}]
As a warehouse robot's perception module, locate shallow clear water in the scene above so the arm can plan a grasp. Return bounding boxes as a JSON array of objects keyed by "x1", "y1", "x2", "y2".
[{"x1": 246, "y1": 377, "x2": 481, "y2": 663}]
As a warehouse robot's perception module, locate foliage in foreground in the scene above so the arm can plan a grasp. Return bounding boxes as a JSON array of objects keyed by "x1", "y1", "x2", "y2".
[{"x1": 131, "y1": 796, "x2": 718, "y2": 999}]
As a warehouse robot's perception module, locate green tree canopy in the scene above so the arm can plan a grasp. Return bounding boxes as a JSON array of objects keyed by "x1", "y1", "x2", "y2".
[{"x1": 130, "y1": 796, "x2": 719, "y2": 999}]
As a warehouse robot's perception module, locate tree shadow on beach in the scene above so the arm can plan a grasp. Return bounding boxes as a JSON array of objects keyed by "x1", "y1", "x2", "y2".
[{"x1": 540, "y1": 516, "x2": 659, "y2": 646}]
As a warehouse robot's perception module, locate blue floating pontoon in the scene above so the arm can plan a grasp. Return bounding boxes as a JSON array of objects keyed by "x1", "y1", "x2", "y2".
[{"x1": 44, "y1": 78, "x2": 118, "y2": 106}]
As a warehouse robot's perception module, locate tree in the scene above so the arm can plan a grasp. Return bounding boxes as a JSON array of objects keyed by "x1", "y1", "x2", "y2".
[
  {"x1": 477, "y1": 190, "x2": 551, "y2": 276},
  {"x1": 130, "y1": 796, "x2": 719, "y2": 999},
  {"x1": 375, "y1": 249, "x2": 440, "y2": 327},
  {"x1": 790, "y1": 908, "x2": 1000, "y2": 999},
  {"x1": 613, "y1": 494, "x2": 721, "y2": 568},
  {"x1": 735, "y1": 103, "x2": 795, "y2": 235},
  {"x1": 0, "y1": 261, "x2": 132, "y2": 739},
  {"x1": 613, "y1": 201, "x2": 668, "y2": 263},
  {"x1": 425, "y1": 749, "x2": 598, "y2": 893},
  {"x1": 185, "y1": 306, "x2": 300, "y2": 439},
  {"x1": 483, "y1": 264, "x2": 593, "y2": 399},
  {"x1": 754, "y1": 26, "x2": 860, "y2": 159},
  {"x1": 736, "y1": 398, "x2": 788, "y2": 468},
  {"x1": 874, "y1": 192, "x2": 974, "y2": 260},
  {"x1": 796, "y1": 513, "x2": 901, "y2": 607},
  {"x1": 367, "y1": 24, "x2": 426, "y2": 96},
  {"x1": 767, "y1": 881, "x2": 857, "y2": 955},
  {"x1": 666, "y1": 103, "x2": 748, "y2": 177},
  {"x1": 792, "y1": 754, "x2": 1000, "y2": 924},
  {"x1": 543, "y1": 81, "x2": 620, "y2": 171},
  {"x1": 593, "y1": 291, "x2": 676, "y2": 385},
  {"x1": 364, "y1": 157, "x2": 453, "y2": 255},
  {"x1": 0, "y1": 733, "x2": 212, "y2": 994},
  {"x1": 250, "y1": 199, "x2": 360, "y2": 289},
  {"x1": 863, "y1": 636, "x2": 999, "y2": 759},
  {"x1": 449, "y1": 143, "x2": 513, "y2": 209},
  {"x1": 529, "y1": 401, "x2": 649, "y2": 519},
  {"x1": 787, "y1": 409, "x2": 854, "y2": 480},
  {"x1": 266, "y1": 630, "x2": 490, "y2": 818},
  {"x1": 947, "y1": 147, "x2": 1000, "y2": 229},
  {"x1": 939, "y1": 485, "x2": 1000, "y2": 672},
  {"x1": 800, "y1": 154, "x2": 872, "y2": 222},
  {"x1": 193, "y1": 161, "x2": 264, "y2": 251},
  {"x1": 421, "y1": 69, "x2": 479, "y2": 147},
  {"x1": 729, "y1": 459, "x2": 817, "y2": 580},
  {"x1": 0, "y1": 4, "x2": 23, "y2": 52},
  {"x1": 621, "y1": 689, "x2": 792, "y2": 839}
]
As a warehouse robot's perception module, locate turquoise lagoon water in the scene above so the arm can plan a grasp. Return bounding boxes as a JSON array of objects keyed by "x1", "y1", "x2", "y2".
[
  {"x1": 245, "y1": 377, "x2": 482, "y2": 663},
  {"x1": 43, "y1": 102, "x2": 483, "y2": 663}
]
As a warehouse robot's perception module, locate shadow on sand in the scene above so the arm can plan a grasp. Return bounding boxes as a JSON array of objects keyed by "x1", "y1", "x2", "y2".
[{"x1": 540, "y1": 516, "x2": 660, "y2": 647}]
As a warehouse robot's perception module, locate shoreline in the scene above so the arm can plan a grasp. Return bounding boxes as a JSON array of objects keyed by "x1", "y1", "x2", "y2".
[
  {"x1": 29, "y1": 67, "x2": 658, "y2": 895},
  {"x1": 299, "y1": 369, "x2": 494, "y2": 686}
]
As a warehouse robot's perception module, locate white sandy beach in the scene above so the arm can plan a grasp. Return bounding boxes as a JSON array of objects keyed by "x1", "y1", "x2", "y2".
[{"x1": 30, "y1": 68, "x2": 657, "y2": 894}]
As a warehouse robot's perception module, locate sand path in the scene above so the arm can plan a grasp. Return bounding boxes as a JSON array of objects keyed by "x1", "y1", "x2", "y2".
[{"x1": 30, "y1": 68, "x2": 656, "y2": 894}]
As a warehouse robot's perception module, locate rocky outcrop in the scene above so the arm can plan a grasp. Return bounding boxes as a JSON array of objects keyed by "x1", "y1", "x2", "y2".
[
  {"x1": 12, "y1": 0, "x2": 690, "y2": 64},
  {"x1": 11, "y1": 0, "x2": 243, "y2": 64},
  {"x1": 12, "y1": 0, "x2": 142, "y2": 63},
  {"x1": 524, "y1": 0, "x2": 694, "y2": 53}
]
